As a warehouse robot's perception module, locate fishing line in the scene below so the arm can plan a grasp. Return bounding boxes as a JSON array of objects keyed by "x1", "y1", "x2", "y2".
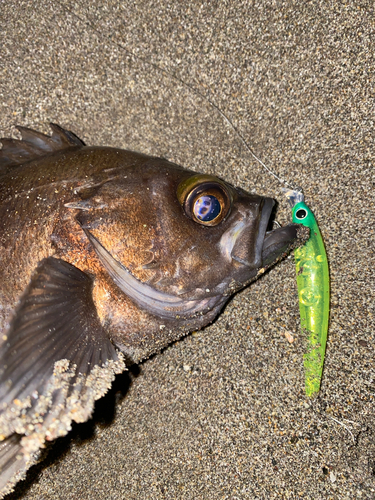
[{"x1": 57, "y1": 1, "x2": 300, "y2": 194}]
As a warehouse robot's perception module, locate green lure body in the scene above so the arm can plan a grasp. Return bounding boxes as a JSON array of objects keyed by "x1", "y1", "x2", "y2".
[{"x1": 284, "y1": 190, "x2": 330, "y2": 396}]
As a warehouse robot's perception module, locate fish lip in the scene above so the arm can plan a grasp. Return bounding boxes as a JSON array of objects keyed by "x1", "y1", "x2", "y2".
[
  {"x1": 259, "y1": 198, "x2": 302, "y2": 268},
  {"x1": 227, "y1": 197, "x2": 275, "y2": 269},
  {"x1": 261, "y1": 223, "x2": 301, "y2": 267},
  {"x1": 254, "y1": 197, "x2": 275, "y2": 266}
]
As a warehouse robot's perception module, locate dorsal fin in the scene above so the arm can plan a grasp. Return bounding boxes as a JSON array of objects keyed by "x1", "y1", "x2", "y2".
[{"x1": 0, "y1": 123, "x2": 85, "y2": 171}]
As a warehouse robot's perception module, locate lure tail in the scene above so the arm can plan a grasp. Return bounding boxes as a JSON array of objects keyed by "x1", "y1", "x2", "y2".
[{"x1": 284, "y1": 189, "x2": 330, "y2": 396}]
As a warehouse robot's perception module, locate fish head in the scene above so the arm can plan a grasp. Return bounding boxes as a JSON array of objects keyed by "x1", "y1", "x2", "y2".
[{"x1": 74, "y1": 156, "x2": 302, "y2": 326}]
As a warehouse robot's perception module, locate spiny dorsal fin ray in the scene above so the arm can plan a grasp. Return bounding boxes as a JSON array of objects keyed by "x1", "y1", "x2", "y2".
[{"x1": 0, "y1": 123, "x2": 85, "y2": 171}]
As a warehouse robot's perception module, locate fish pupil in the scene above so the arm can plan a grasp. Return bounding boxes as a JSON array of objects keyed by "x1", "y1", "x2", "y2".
[{"x1": 194, "y1": 195, "x2": 221, "y2": 221}]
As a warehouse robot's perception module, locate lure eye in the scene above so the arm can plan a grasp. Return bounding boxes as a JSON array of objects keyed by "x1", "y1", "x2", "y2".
[
  {"x1": 177, "y1": 174, "x2": 232, "y2": 226},
  {"x1": 295, "y1": 208, "x2": 308, "y2": 220}
]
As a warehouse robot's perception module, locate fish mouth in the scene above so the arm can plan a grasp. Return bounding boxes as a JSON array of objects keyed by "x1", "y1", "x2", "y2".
[
  {"x1": 260, "y1": 200, "x2": 301, "y2": 267},
  {"x1": 224, "y1": 197, "x2": 300, "y2": 270},
  {"x1": 261, "y1": 225, "x2": 301, "y2": 266}
]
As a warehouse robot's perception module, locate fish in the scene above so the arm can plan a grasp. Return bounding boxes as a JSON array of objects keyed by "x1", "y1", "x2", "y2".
[{"x1": 0, "y1": 124, "x2": 307, "y2": 496}]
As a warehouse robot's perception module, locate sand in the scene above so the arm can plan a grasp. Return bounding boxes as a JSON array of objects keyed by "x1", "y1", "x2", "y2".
[{"x1": 1, "y1": 0, "x2": 374, "y2": 498}]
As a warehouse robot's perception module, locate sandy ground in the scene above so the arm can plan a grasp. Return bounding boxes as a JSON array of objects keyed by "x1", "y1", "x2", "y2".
[{"x1": 1, "y1": 1, "x2": 374, "y2": 498}]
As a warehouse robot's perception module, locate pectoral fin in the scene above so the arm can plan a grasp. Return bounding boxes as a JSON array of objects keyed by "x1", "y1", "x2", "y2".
[{"x1": 0, "y1": 257, "x2": 125, "y2": 497}]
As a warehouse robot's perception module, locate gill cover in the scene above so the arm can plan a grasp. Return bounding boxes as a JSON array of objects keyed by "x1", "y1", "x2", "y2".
[{"x1": 83, "y1": 227, "x2": 223, "y2": 319}]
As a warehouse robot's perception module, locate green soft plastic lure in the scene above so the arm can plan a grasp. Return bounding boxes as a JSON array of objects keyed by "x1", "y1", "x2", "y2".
[{"x1": 284, "y1": 189, "x2": 330, "y2": 396}]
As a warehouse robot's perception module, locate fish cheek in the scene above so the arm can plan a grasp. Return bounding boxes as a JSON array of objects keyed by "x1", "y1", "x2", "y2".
[{"x1": 146, "y1": 195, "x2": 230, "y2": 292}]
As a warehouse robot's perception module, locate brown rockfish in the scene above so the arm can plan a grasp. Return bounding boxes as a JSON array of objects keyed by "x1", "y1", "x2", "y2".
[{"x1": 0, "y1": 124, "x2": 305, "y2": 496}]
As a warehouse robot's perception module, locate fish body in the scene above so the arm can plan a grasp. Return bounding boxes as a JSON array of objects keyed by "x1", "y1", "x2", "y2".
[{"x1": 0, "y1": 125, "x2": 305, "y2": 496}]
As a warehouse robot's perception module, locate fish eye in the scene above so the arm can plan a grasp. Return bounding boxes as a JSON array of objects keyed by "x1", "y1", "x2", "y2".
[
  {"x1": 295, "y1": 208, "x2": 308, "y2": 220},
  {"x1": 177, "y1": 175, "x2": 232, "y2": 226}
]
